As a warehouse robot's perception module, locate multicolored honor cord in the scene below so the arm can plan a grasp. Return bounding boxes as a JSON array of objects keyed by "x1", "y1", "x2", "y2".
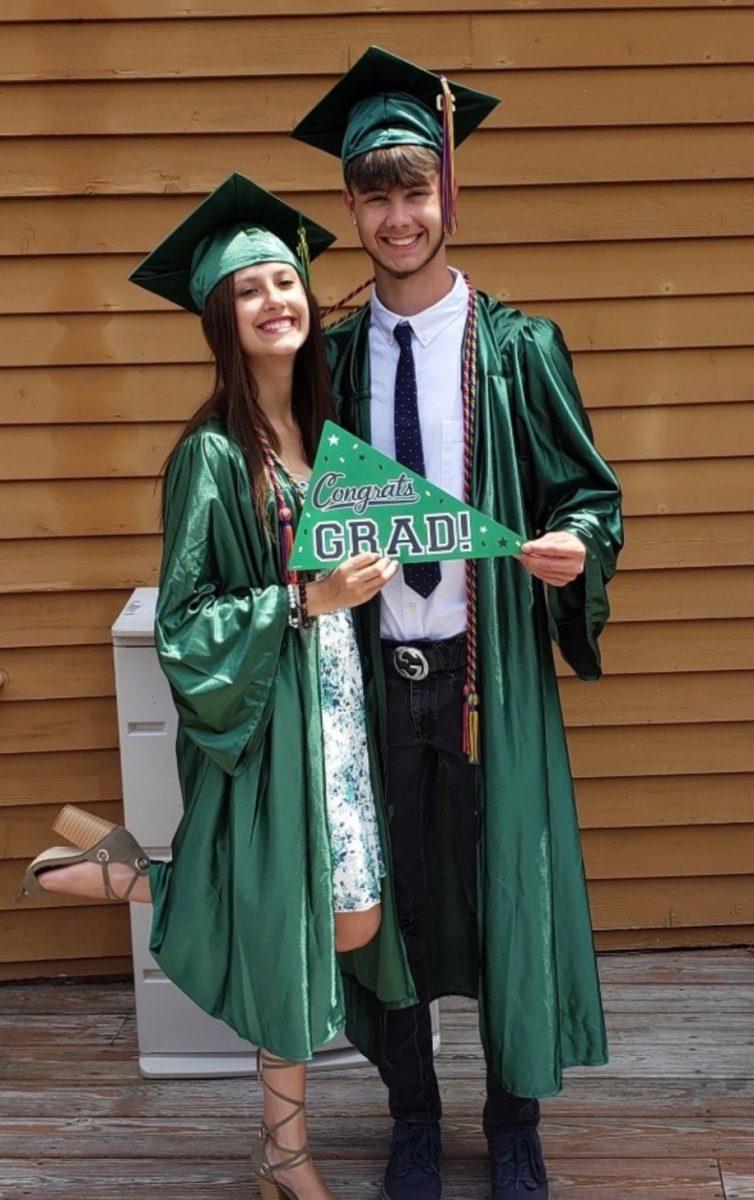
[
  {"x1": 460, "y1": 276, "x2": 480, "y2": 764},
  {"x1": 320, "y1": 275, "x2": 375, "y2": 324},
  {"x1": 255, "y1": 423, "x2": 299, "y2": 584}
]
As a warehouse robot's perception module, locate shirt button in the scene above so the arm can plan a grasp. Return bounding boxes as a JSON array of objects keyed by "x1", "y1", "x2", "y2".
[{"x1": 408, "y1": 602, "x2": 416, "y2": 611}]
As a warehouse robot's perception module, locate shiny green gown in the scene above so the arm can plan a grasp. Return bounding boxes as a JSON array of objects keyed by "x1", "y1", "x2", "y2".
[
  {"x1": 147, "y1": 423, "x2": 416, "y2": 1062},
  {"x1": 324, "y1": 296, "x2": 624, "y2": 1097}
]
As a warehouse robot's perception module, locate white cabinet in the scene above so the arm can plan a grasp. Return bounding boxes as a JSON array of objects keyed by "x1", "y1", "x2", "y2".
[{"x1": 112, "y1": 587, "x2": 438, "y2": 1078}]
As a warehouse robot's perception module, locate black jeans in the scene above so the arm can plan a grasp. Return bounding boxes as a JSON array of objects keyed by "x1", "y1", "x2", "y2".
[{"x1": 378, "y1": 633, "x2": 540, "y2": 1132}]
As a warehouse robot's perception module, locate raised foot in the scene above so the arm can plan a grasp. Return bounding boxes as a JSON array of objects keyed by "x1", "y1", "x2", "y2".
[{"x1": 34, "y1": 859, "x2": 152, "y2": 903}]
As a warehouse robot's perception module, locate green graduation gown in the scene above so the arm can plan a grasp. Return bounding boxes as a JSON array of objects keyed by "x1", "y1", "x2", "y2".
[
  {"x1": 146, "y1": 421, "x2": 416, "y2": 1062},
  {"x1": 324, "y1": 293, "x2": 624, "y2": 1097}
]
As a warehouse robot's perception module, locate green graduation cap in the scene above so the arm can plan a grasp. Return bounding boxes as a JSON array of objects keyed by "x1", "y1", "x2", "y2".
[
  {"x1": 128, "y1": 172, "x2": 336, "y2": 314},
  {"x1": 291, "y1": 46, "x2": 500, "y2": 235}
]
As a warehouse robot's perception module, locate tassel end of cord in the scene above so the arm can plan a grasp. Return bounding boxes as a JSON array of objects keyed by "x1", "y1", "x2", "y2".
[
  {"x1": 462, "y1": 687, "x2": 481, "y2": 765},
  {"x1": 279, "y1": 507, "x2": 295, "y2": 583}
]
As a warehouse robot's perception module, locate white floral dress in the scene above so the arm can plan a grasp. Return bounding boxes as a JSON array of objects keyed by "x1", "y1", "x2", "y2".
[{"x1": 293, "y1": 474, "x2": 385, "y2": 913}]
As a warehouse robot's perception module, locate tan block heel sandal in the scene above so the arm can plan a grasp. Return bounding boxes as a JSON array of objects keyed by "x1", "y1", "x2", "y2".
[
  {"x1": 256, "y1": 1047, "x2": 312, "y2": 1199},
  {"x1": 14, "y1": 804, "x2": 151, "y2": 904}
]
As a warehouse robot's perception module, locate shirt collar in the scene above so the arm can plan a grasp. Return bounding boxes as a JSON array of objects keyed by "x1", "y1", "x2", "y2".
[{"x1": 370, "y1": 267, "x2": 468, "y2": 350}]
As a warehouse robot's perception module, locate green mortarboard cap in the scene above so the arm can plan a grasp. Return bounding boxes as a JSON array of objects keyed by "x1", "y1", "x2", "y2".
[
  {"x1": 129, "y1": 172, "x2": 336, "y2": 313},
  {"x1": 291, "y1": 45, "x2": 500, "y2": 166}
]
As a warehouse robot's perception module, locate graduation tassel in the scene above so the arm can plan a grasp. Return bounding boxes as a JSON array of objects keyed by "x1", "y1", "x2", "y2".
[
  {"x1": 296, "y1": 220, "x2": 311, "y2": 289},
  {"x1": 437, "y1": 76, "x2": 458, "y2": 238},
  {"x1": 462, "y1": 686, "x2": 481, "y2": 762}
]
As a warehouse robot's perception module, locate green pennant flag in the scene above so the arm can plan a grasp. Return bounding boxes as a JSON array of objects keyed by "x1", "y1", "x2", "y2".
[{"x1": 291, "y1": 420, "x2": 525, "y2": 570}]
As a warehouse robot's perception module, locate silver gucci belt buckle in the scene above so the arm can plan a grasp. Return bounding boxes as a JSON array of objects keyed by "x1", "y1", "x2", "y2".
[{"x1": 392, "y1": 645, "x2": 429, "y2": 680}]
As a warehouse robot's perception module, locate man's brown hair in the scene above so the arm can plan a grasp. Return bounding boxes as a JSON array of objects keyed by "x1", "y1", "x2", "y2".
[{"x1": 344, "y1": 145, "x2": 440, "y2": 194}]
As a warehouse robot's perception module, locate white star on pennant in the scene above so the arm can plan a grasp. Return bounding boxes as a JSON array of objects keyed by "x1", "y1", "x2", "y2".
[
  {"x1": 480, "y1": 525, "x2": 488, "y2": 533},
  {"x1": 328, "y1": 434, "x2": 339, "y2": 446}
]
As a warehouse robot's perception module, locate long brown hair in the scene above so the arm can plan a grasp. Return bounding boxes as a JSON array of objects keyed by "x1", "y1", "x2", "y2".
[{"x1": 159, "y1": 272, "x2": 335, "y2": 534}]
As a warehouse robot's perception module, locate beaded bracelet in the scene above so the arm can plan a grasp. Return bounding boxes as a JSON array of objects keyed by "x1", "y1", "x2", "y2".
[
  {"x1": 298, "y1": 578, "x2": 313, "y2": 628},
  {"x1": 287, "y1": 579, "x2": 315, "y2": 630},
  {"x1": 287, "y1": 581, "x2": 301, "y2": 629}
]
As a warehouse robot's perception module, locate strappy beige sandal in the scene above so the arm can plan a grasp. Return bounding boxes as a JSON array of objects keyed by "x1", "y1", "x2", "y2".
[
  {"x1": 256, "y1": 1047, "x2": 312, "y2": 1200},
  {"x1": 14, "y1": 804, "x2": 151, "y2": 904}
]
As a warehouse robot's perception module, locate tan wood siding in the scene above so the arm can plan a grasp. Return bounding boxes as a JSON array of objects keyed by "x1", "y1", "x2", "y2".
[{"x1": 2, "y1": 2, "x2": 752, "y2": 978}]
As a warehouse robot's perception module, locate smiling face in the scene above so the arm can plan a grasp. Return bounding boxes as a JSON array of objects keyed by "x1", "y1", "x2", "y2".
[
  {"x1": 344, "y1": 171, "x2": 445, "y2": 280},
  {"x1": 232, "y1": 260, "x2": 310, "y2": 362}
]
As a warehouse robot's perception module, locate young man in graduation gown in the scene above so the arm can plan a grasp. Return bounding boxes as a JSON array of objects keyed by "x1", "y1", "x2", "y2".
[{"x1": 292, "y1": 48, "x2": 624, "y2": 1200}]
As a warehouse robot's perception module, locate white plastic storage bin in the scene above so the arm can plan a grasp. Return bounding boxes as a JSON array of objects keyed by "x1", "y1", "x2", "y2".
[{"x1": 111, "y1": 587, "x2": 438, "y2": 1077}]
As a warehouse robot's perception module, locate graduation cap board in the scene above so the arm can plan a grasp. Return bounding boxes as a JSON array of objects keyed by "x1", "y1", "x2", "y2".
[
  {"x1": 291, "y1": 46, "x2": 499, "y2": 164},
  {"x1": 291, "y1": 421, "x2": 524, "y2": 570},
  {"x1": 128, "y1": 172, "x2": 335, "y2": 314}
]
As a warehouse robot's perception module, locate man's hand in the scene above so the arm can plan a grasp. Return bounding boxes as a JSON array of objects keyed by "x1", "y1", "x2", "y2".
[{"x1": 514, "y1": 530, "x2": 586, "y2": 587}]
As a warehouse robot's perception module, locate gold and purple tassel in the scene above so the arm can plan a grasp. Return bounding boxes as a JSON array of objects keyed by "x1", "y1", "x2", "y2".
[
  {"x1": 296, "y1": 221, "x2": 311, "y2": 289},
  {"x1": 437, "y1": 76, "x2": 458, "y2": 238}
]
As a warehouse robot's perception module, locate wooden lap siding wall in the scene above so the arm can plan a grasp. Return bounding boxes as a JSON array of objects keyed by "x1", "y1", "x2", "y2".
[{"x1": 0, "y1": 2, "x2": 753, "y2": 980}]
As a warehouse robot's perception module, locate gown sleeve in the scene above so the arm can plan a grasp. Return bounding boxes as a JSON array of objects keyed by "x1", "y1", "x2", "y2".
[
  {"x1": 511, "y1": 315, "x2": 624, "y2": 680},
  {"x1": 154, "y1": 430, "x2": 290, "y2": 776}
]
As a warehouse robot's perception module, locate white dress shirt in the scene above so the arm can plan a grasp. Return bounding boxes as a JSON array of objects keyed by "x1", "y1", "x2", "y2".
[{"x1": 369, "y1": 267, "x2": 469, "y2": 641}]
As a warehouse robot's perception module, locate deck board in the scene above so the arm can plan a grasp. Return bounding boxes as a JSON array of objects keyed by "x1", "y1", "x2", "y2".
[{"x1": 0, "y1": 949, "x2": 751, "y2": 1198}]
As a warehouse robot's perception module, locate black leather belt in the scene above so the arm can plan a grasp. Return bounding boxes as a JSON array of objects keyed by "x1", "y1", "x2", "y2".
[{"x1": 381, "y1": 633, "x2": 466, "y2": 681}]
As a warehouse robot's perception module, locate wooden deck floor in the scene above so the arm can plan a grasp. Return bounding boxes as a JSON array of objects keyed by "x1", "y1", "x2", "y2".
[{"x1": 0, "y1": 949, "x2": 752, "y2": 1199}]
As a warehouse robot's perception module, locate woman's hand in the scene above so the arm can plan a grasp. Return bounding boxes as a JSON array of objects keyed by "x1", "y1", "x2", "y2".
[
  {"x1": 514, "y1": 530, "x2": 586, "y2": 587},
  {"x1": 305, "y1": 552, "x2": 399, "y2": 615}
]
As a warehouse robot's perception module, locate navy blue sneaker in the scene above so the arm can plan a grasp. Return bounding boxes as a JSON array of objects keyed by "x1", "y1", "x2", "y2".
[
  {"x1": 382, "y1": 1120, "x2": 442, "y2": 1199},
  {"x1": 487, "y1": 1123, "x2": 549, "y2": 1198}
]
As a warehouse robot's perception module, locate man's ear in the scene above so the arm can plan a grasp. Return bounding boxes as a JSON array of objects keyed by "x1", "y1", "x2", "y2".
[{"x1": 342, "y1": 185, "x2": 356, "y2": 219}]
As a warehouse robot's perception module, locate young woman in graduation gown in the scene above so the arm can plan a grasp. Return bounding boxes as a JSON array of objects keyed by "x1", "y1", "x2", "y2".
[{"x1": 15, "y1": 173, "x2": 417, "y2": 1200}]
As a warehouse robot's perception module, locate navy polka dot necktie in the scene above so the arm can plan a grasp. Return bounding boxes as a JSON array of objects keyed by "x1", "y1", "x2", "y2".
[{"x1": 393, "y1": 321, "x2": 441, "y2": 598}]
